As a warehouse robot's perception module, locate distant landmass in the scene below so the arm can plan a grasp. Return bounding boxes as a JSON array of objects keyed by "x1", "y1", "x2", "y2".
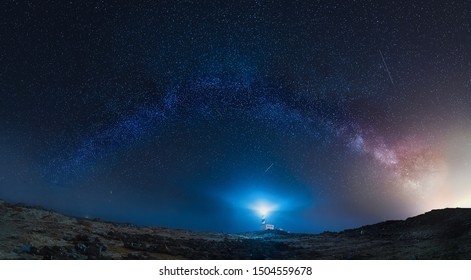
[{"x1": 1, "y1": 200, "x2": 470, "y2": 259}]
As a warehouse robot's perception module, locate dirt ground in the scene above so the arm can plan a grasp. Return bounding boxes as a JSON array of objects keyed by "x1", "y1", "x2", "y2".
[{"x1": 1, "y1": 200, "x2": 470, "y2": 260}]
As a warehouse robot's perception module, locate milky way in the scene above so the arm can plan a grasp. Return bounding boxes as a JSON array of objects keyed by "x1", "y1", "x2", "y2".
[{"x1": 1, "y1": 0, "x2": 471, "y2": 232}]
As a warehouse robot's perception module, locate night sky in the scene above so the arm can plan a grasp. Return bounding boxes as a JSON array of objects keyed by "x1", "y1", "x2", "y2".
[{"x1": 1, "y1": 0, "x2": 471, "y2": 233}]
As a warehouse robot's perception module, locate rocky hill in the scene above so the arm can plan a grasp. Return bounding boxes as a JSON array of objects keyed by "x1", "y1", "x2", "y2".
[{"x1": 1, "y1": 200, "x2": 470, "y2": 259}]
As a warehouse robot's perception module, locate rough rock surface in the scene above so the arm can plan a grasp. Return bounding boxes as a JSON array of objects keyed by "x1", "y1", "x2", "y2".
[{"x1": 1, "y1": 200, "x2": 471, "y2": 259}]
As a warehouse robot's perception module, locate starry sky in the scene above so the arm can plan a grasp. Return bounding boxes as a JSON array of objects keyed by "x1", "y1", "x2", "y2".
[{"x1": 1, "y1": 0, "x2": 471, "y2": 233}]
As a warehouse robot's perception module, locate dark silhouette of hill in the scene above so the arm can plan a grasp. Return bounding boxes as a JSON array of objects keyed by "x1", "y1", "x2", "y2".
[{"x1": 1, "y1": 200, "x2": 470, "y2": 259}]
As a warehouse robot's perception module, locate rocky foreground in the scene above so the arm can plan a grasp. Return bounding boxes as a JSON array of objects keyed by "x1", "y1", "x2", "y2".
[{"x1": 1, "y1": 200, "x2": 471, "y2": 260}]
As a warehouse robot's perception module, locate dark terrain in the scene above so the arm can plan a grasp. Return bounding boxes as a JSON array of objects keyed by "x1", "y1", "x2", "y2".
[{"x1": 1, "y1": 200, "x2": 470, "y2": 259}]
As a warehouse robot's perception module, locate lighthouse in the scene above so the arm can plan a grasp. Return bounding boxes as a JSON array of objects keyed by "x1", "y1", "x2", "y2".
[
  {"x1": 252, "y1": 201, "x2": 277, "y2": 231},
  {"x1": 259, "y1": 206, "x2": 274, "y2": 230}
]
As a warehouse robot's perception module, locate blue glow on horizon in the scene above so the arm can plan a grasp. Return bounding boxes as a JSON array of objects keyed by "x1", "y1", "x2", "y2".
[{"x1": 217, "y1": 180, "x2": 312, "y2": 231}]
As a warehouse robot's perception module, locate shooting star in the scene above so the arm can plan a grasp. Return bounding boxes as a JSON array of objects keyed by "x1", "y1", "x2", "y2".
[
  {"x1": 264, "y1": 163, "x2": 274, "y2": 173},
  {"x1": 379, "y1": 50, "x2": 394, "y2": 85}
]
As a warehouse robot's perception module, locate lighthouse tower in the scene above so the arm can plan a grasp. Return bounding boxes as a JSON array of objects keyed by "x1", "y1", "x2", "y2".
[
  {"x1": 256, "y1": 204, "x2": 275, "y2": 230},
  {"x1": 261, "y1": 214, "x2": 274, "y2": 230}
]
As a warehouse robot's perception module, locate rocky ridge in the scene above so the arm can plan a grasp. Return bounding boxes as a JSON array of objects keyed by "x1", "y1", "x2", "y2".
[{"x1": 1, "y1": 200, "x2": 471, "y2": 259}]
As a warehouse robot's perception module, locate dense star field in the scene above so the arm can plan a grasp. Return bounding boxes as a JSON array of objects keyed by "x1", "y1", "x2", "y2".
[{"x1": 1, "y1": 1, "x2": 471, "y2": 233}]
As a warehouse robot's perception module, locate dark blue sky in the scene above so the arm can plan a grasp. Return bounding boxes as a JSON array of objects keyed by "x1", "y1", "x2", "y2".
[{"x1": 1, "y1": 0, "x2": 471, "y2": 233}]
